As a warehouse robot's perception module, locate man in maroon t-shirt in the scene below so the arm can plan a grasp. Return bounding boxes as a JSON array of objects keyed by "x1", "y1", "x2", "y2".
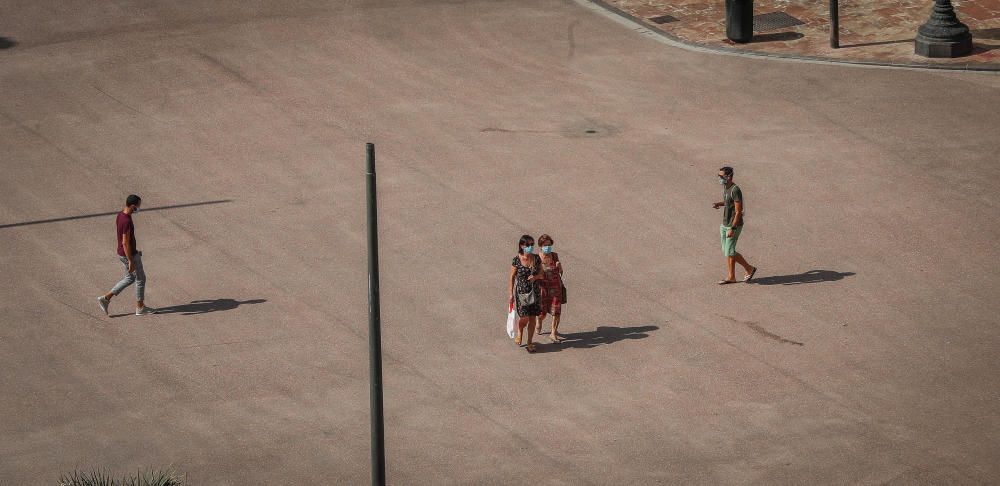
[{"x1": 97, "y1": 194, "x2": 157, "y2": 316}]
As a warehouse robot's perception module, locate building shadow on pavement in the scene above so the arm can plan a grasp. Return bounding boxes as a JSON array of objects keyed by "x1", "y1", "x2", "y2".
[
  {"x1": 111, "y1": 298, "x2": 266, "y2": 317},
  {"x1": 844, "y1": 32, "x2": 998, "y2": 53},
  {"x1": 752, "y1": 270, "x2": 855, "y2": 286},
  {"x1": 971, "y1": 43, "x2": 999, "y2": 54},
  {"x1": 751, "y1": 32, "x2": 804, "y2": 43},
  {"x1": 533, "y1": 325, "x2": 658, "y2": 353},
  {"x1": 972, "y1": 28, "x2": 1000, "y2": 40},
  {"x1": 842, "y1": 38, "x2": 911, "y2": 48}
]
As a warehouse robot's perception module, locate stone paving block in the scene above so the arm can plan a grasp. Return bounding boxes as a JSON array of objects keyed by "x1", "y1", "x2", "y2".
[{"x1": 605, "y1": 0, "x2": 1000, "y2": 68}]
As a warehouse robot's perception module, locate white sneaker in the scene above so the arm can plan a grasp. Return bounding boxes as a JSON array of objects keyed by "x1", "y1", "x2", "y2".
[
  {"x1": 135, "y1": 306, "x2": 158, "y2": 316},
  {"x1": 97, "y1": 296, "x2": 110, "y2": 316}
]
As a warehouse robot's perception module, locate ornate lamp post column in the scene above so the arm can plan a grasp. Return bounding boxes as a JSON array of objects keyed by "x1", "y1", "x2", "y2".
[{"x1": 914, "y1": 0, "x2": 973, "y2": 57}]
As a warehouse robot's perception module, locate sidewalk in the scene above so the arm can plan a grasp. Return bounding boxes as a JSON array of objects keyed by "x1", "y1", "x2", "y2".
[{"x1": 596, "y1": 0, "x2": 1000, "y2": 70}]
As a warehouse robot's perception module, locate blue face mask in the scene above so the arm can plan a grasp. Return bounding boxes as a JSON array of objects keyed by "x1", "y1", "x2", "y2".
[
  {"x1": 522, "y1": 245, "x2": 534, "y2": 254},
  {"x1": 541, "y1": 246, "x2": 553, "y2": 254}
]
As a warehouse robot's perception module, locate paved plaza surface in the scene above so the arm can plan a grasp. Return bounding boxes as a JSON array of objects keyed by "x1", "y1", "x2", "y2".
[
  {"x1": 604, "y1": 0, "x2": 1000, "y2": 69},
  {"x1": 1, "y1": 0, "x2": 999, "y2": 484}
]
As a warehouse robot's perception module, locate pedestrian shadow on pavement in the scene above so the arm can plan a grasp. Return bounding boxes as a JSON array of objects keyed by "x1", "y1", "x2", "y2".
[
  {"x1": 751, "y1": 270, "x2": 855, "y2": 286},
  {"x1": 0, "y1": 37, "x2": 16, "y2": 49},
  {"x1": 111, "y1": 298, "x2": 266, "y2": 317},
  {"x1": 533, "y1": 325, "x2": 658, "y2": 353}
]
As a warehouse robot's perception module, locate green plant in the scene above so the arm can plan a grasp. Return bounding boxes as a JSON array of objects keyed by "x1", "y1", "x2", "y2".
[{"x1": 57, "y1": 467, "x2": 183, "y2": 486}]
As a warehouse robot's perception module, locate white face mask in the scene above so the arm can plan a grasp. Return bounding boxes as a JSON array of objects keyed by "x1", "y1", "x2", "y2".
[{"x1": 719, "y1": 177, "x2": 728, "y2": 185}]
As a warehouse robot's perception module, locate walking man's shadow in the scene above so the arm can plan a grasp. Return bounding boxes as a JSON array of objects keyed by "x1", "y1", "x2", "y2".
[
  {"x1": 535, "y1": 325, "x2": 658, "y2": 353},
  {"x1": 152, "y1": 298, "x2": 266, "y2": 316},
  {"x1": 752, "y1": 270, "x2": 854, "y2": 286}
]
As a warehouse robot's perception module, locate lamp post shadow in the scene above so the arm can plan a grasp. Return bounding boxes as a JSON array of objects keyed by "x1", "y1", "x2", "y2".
[{"x1": 0, "y1": 199, "x2": 232, "y2": 230}]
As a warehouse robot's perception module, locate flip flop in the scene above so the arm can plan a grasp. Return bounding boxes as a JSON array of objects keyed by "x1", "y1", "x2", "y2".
[
  {"x1": 718, "y1": 279, "x2": 737, "y2": 285},
  {"x1": 526, "y1": 343, "x2": 537, "y2": 353},
  {"x1": 744, "y1": 267, "x2": 757, "y2": 283}
]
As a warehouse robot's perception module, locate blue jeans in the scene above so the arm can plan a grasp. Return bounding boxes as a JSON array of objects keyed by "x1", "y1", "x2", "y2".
[{"x1": 111, "y1": 252, "x2": 145, "y2": 301}]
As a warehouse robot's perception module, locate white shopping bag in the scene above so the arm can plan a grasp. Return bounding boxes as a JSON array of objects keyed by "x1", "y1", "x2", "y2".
[{"x1": 506, "y1": 301, "x2": 517, "y2": 339}]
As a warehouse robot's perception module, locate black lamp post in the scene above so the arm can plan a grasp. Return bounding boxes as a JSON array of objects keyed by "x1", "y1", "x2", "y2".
[
  {"x1": 830, "y1": 0, "x2": 839, "y2": 48},
  {"x1": 725, "y1": 0, "x2": 753, "y2": 43},
  {"x1": 914, "y1": 0, "x2": 973, "y2": 57}
]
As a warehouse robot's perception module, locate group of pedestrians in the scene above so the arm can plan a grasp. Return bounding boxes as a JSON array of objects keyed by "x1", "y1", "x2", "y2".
[
  {"x1": 509, "y1": 234, "x2": 565, "y2": 353},
  {"x1": 506, "y1": 166, "x2": 757, "y2": 353},
  {"x1": 96, "y1": 168, "x2": 756, "y2": 351}
]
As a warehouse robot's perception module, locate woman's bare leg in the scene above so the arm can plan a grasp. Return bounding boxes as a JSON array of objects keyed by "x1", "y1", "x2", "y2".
[
  {"x1": 526, "y1": 316, "x2": 536, "y2": 346},
  {"x1": 516, "y1": 316, "x2": 527, "y2": 345},
  {"x1": 550, "y1": 315, "x2": 561, "y2": 341},
  {"x1": 536, "y1": 314, "x2": 545, "y2": 334}
]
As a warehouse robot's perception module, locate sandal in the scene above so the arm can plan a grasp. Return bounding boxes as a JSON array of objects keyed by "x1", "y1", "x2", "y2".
[
  {"x1": 526, "y1": 343, "x2": 537, "y2": 353},
  {"x1": 549, "y1": 335, "x2": 561, "y2": 343},
  {"x1": 717, "y1": 279, "x2": 737, "y2": 285},
  {"x1": 515, "y1": 333, "x2": 522, "y2": 346},
  {"x1": 744, "y1": 267, "x2": 757, "y2": 283}
]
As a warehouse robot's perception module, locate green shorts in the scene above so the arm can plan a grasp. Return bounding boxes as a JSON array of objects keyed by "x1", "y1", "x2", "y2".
[{"x1": 720, "y1": 224, "x2": 742, "y2": 257}]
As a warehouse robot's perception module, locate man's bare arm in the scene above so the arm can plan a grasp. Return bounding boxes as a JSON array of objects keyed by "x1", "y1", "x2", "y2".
[{"x1": 732, "y1": 201, "x2": 743, "y2": 227}]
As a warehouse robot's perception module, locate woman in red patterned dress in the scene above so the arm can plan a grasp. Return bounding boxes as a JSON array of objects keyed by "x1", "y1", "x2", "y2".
[{"x1": 535, "y1": 234, "x2": 564, "y2": 343}]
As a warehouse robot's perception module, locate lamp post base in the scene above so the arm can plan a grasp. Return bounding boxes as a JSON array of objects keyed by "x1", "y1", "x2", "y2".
[
  {"x1": 915, "y1": 34, "x2": 972, "y2": 57},
  {"x1": 914, "y1": 0, "x2": 973, "y2": 58}
]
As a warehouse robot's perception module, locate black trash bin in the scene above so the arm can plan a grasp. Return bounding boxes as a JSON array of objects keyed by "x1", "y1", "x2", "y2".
[{"x1": 725, "y1": 0, "x2": 753, "y2": 43}]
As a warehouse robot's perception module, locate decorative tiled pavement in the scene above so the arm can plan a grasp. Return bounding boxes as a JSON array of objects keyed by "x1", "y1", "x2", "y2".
[{"x1": 599, "y1": 0, "x2": 1000, "y2": 69}]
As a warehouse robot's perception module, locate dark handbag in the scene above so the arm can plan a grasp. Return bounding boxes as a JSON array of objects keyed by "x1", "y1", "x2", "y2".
[{"x1": 517, "y1": 286, "x2": 538, "y2": 306}]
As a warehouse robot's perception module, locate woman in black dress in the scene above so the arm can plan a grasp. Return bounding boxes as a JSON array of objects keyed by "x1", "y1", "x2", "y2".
[{"x1": 509, "y1": 234, "x2": 544, "y2": 352}]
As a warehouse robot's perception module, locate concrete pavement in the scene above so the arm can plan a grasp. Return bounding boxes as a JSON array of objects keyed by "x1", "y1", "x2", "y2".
[{"x1": 1, "y1": 0, "x2": 999, "y2": 484}]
